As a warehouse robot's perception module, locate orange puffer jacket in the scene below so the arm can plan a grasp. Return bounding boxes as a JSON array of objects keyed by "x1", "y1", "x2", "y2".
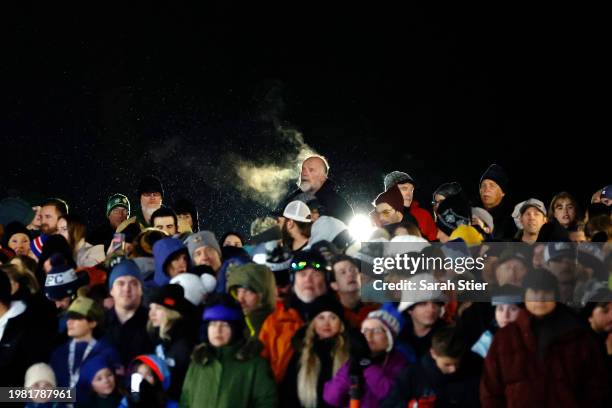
[{"x1": 258, "y1": 300, "x2": 304, "y2": 383}]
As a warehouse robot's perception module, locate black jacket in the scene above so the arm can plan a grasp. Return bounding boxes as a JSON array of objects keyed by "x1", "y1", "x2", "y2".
[
  {"x1": 87, "y1": 222, "x2": 115, "y2": 252},
  {"x1": 280, "y1": 328, "x2": 338, "y2": 408},
  {"x1": 103, "y1": 306, "x2": 154, "y2": 367},
  {"x1": 482, "y1": 198, "x2": 517, "y2": 241},
  {"x1": 282, "y1": 179, "x2": 354, "y2": 224},
  {"x1": 398, "y1": 318, "x2": 447, "y2": 360},
  {"x1": 149, "y1": 319, "x2": 197, "y2": 400},
  {"x1": 381, "y1": 354, "x2": 480, "y2": 408},
  {"x1": 15, "y1": 287, "x2": 60, "y2": 353},
  {"x1": 0, "y1": 302, "x2": 46, "y2": 386}
]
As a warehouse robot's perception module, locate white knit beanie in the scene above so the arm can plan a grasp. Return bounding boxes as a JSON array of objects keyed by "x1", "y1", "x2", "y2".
[{"x1": 24, "y1": 363, "x2": 56, "y2": 388}]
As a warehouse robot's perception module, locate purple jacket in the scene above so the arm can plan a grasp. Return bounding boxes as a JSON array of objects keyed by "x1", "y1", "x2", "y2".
[{"x1": 323, "y1": 349, "x2": 408, "y2": 408}]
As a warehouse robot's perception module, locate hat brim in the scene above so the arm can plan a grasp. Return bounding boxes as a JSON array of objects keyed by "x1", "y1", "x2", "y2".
[
  {"x1": 65, "y1": 311, "x2": 89, "y2": 320},
  {"x1": 519, "y1": 204, "x2": 546, "y2": 216}
]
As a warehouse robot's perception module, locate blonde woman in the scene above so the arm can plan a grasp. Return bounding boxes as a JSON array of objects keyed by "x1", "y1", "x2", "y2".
[
  {"x1": 147, "y1": 283, "x2": 196, "y2": 401},
  {"x1": 281, "y1": 295, "x2": 349, "y2": 408}
]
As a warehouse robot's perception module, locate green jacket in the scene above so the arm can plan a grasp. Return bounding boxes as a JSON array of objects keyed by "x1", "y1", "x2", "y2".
[
  {"x1": 226, "y1": 264, "x2": 277, "y2": 337},
  {"x1": 180, "y1": 340, "x2": 277, "y2": 408}
]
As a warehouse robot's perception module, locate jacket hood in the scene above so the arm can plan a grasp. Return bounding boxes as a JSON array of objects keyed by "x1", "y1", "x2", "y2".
[
  {"x1": 153, "y1": 238, "x2": 190, "y2": 287},
  {"x1": 131, "y1": 354, "x2": 171, "y2": 391},
  {"x1": 226, "y1": 263, "x2": 277, "y2": 313},
  {"x1": 132, "y1": 257, "x2": 156, "y2": 280}
]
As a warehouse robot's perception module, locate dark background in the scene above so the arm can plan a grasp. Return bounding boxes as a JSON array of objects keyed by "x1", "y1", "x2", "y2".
[{"x1": 1, "y1": 5, "x2": 608, "y2": 236}]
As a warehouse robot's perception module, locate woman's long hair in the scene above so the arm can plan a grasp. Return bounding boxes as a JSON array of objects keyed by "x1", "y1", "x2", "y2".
[
  {"x1": 1, "y1": 263, "x2": 40, "y2": 295},
  {"x1": 59, "y1": 214, "x2": 87, "y2": 256},
  {"x1": 548, "y1": 192, "x2": 583, "y2": 225},
  {"x1": 147, "y1": 305, "x2": 183, "y2": 341},
  {"x1": 297, "y1": 319, "x2": 349, "y2": 408}
]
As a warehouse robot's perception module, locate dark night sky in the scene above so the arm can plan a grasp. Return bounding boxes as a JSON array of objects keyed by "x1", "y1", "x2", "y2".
[{"x1": 1, "y1": 5, "x2": 608, "y2": 236}]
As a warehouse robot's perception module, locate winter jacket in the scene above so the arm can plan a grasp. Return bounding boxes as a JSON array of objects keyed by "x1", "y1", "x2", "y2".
[
  {"x1": 80, "y1": 390, "x2": 122, "y2": 408},
  {"x1": 11, "y1": 286, "x2": 59, "y2": 355},
  {"x1": 406, "y1": 200, "x2": 438, "y2": 241},
  {"x1": 323, "y1": 349, "x2": 408, "y2": 408},
  {"x1": 87, "y1": 222, "x2": 115, "y2": 252},
  {"x1": 180, "y1": 340, "x2": 277, "y2": 408},
  {"x1": 457, "y1": 301, "x2": 495, "y2": 351},
  {"x1": 480, "y1": 198, "x2": 517, "y2": 241},
  {"x1": 592, "y1": 329, "x2": 612, "y2": 406},
  {"x1": 50, "y1": 339, "x2": 121, "y2": 403},
  {"x1": 153, "y1": 238, "x2": 189, "y2": 287},
  {"x1": 380, "y1": 354, "x2": 480, "y2": 408},
  {"x1": 480, "y1": 307, "x2": 608, "y2": 407},
  {"x1": 150, "y1": 320, "x2": 197, "y2": 401},
  {"x1": 227, "y1": 263, "x2": 277, "y2": 337},
  {"x1": 281, "y1": 180, "x2": 354, "y2": 225},
  {"x1": 75, "y1": 239, "x2": 105, "y2": 268},
  {"x1": 103, "y1": 307, "x2": 154, "y2": 367},
  {"x1": 398, "y1": 318, "x2": 447, "y2": 360},
  {"x1": 259, "y1": 299, "x2": 305, "y2": 382},
  {"x1": 0, "y1": 301, "x2": 44, "y2": 386},
  {"x1": 132, "y1": 256, "x2": 156, "y2": 281},
  {"x1": 214, "y1": 255, "x2": 252, "y2": 294},
  {"x1": 342, "y1": 302, "x2": 380, "y2": 329},
  {"x1": 280, "y1": 329, "x2": 345, "y2": 408}
]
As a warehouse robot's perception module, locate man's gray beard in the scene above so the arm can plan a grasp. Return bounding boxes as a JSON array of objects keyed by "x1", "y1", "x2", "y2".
[
  {"x1": 298, "y1": 181, "x2": 313, "y2": 193},
  {"x1": 294, "y1": 289, "x2": 316, "y2": 304},
  {"x1": 142, "y1": 204, "x2": 161, "y2": 221}
]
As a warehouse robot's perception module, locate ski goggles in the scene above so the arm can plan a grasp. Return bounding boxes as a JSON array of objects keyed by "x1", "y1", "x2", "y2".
[{"x1": 291, "y1": 260, "x2": 323, "y2": 272}]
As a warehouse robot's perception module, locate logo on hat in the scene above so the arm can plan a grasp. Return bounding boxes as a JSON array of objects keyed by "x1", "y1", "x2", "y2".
[
  {"x1": 45, "y1": 269, "x2": 78, "y2": 287},
  {"x1": 444, "y1": 213, "x2": 456, "y2": 224},
  {"x1": 106, "y1": 193, "x2": 130, "y2": 217}
]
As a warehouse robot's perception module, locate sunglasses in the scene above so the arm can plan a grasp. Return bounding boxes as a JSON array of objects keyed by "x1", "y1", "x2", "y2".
[{"x1": 291, "y1": 261, "x2": 322, "y2": 271}]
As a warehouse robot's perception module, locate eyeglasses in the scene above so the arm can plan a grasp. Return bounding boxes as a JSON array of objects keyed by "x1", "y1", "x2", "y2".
[
  {"x1": 291, "y1": 261, "x2": 322, "y2": 271},
  {"x1": 361, "y1": 327, "x2": 386, "y2": 335}
]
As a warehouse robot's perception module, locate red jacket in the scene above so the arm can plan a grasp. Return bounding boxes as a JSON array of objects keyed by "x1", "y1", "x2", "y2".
[
  {"x1": 408, "y1": 200, "x2": 437, "y2": 241},
  {"x1": 480, "y1": 308, "x2": 608, "y2": 408},
  {"x1": 342, "y1": 302, "x2": 379, "y2": 329}
]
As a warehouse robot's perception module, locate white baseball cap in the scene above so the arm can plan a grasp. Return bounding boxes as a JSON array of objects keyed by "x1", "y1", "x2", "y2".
[{"x1": 283, "y1": 200, "x2": 312, "y2": 223}]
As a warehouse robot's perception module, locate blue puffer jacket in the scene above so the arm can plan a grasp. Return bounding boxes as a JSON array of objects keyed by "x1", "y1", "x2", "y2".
[{"x1": 153, "y1": 238, "x2": 190, "y2": 287}]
